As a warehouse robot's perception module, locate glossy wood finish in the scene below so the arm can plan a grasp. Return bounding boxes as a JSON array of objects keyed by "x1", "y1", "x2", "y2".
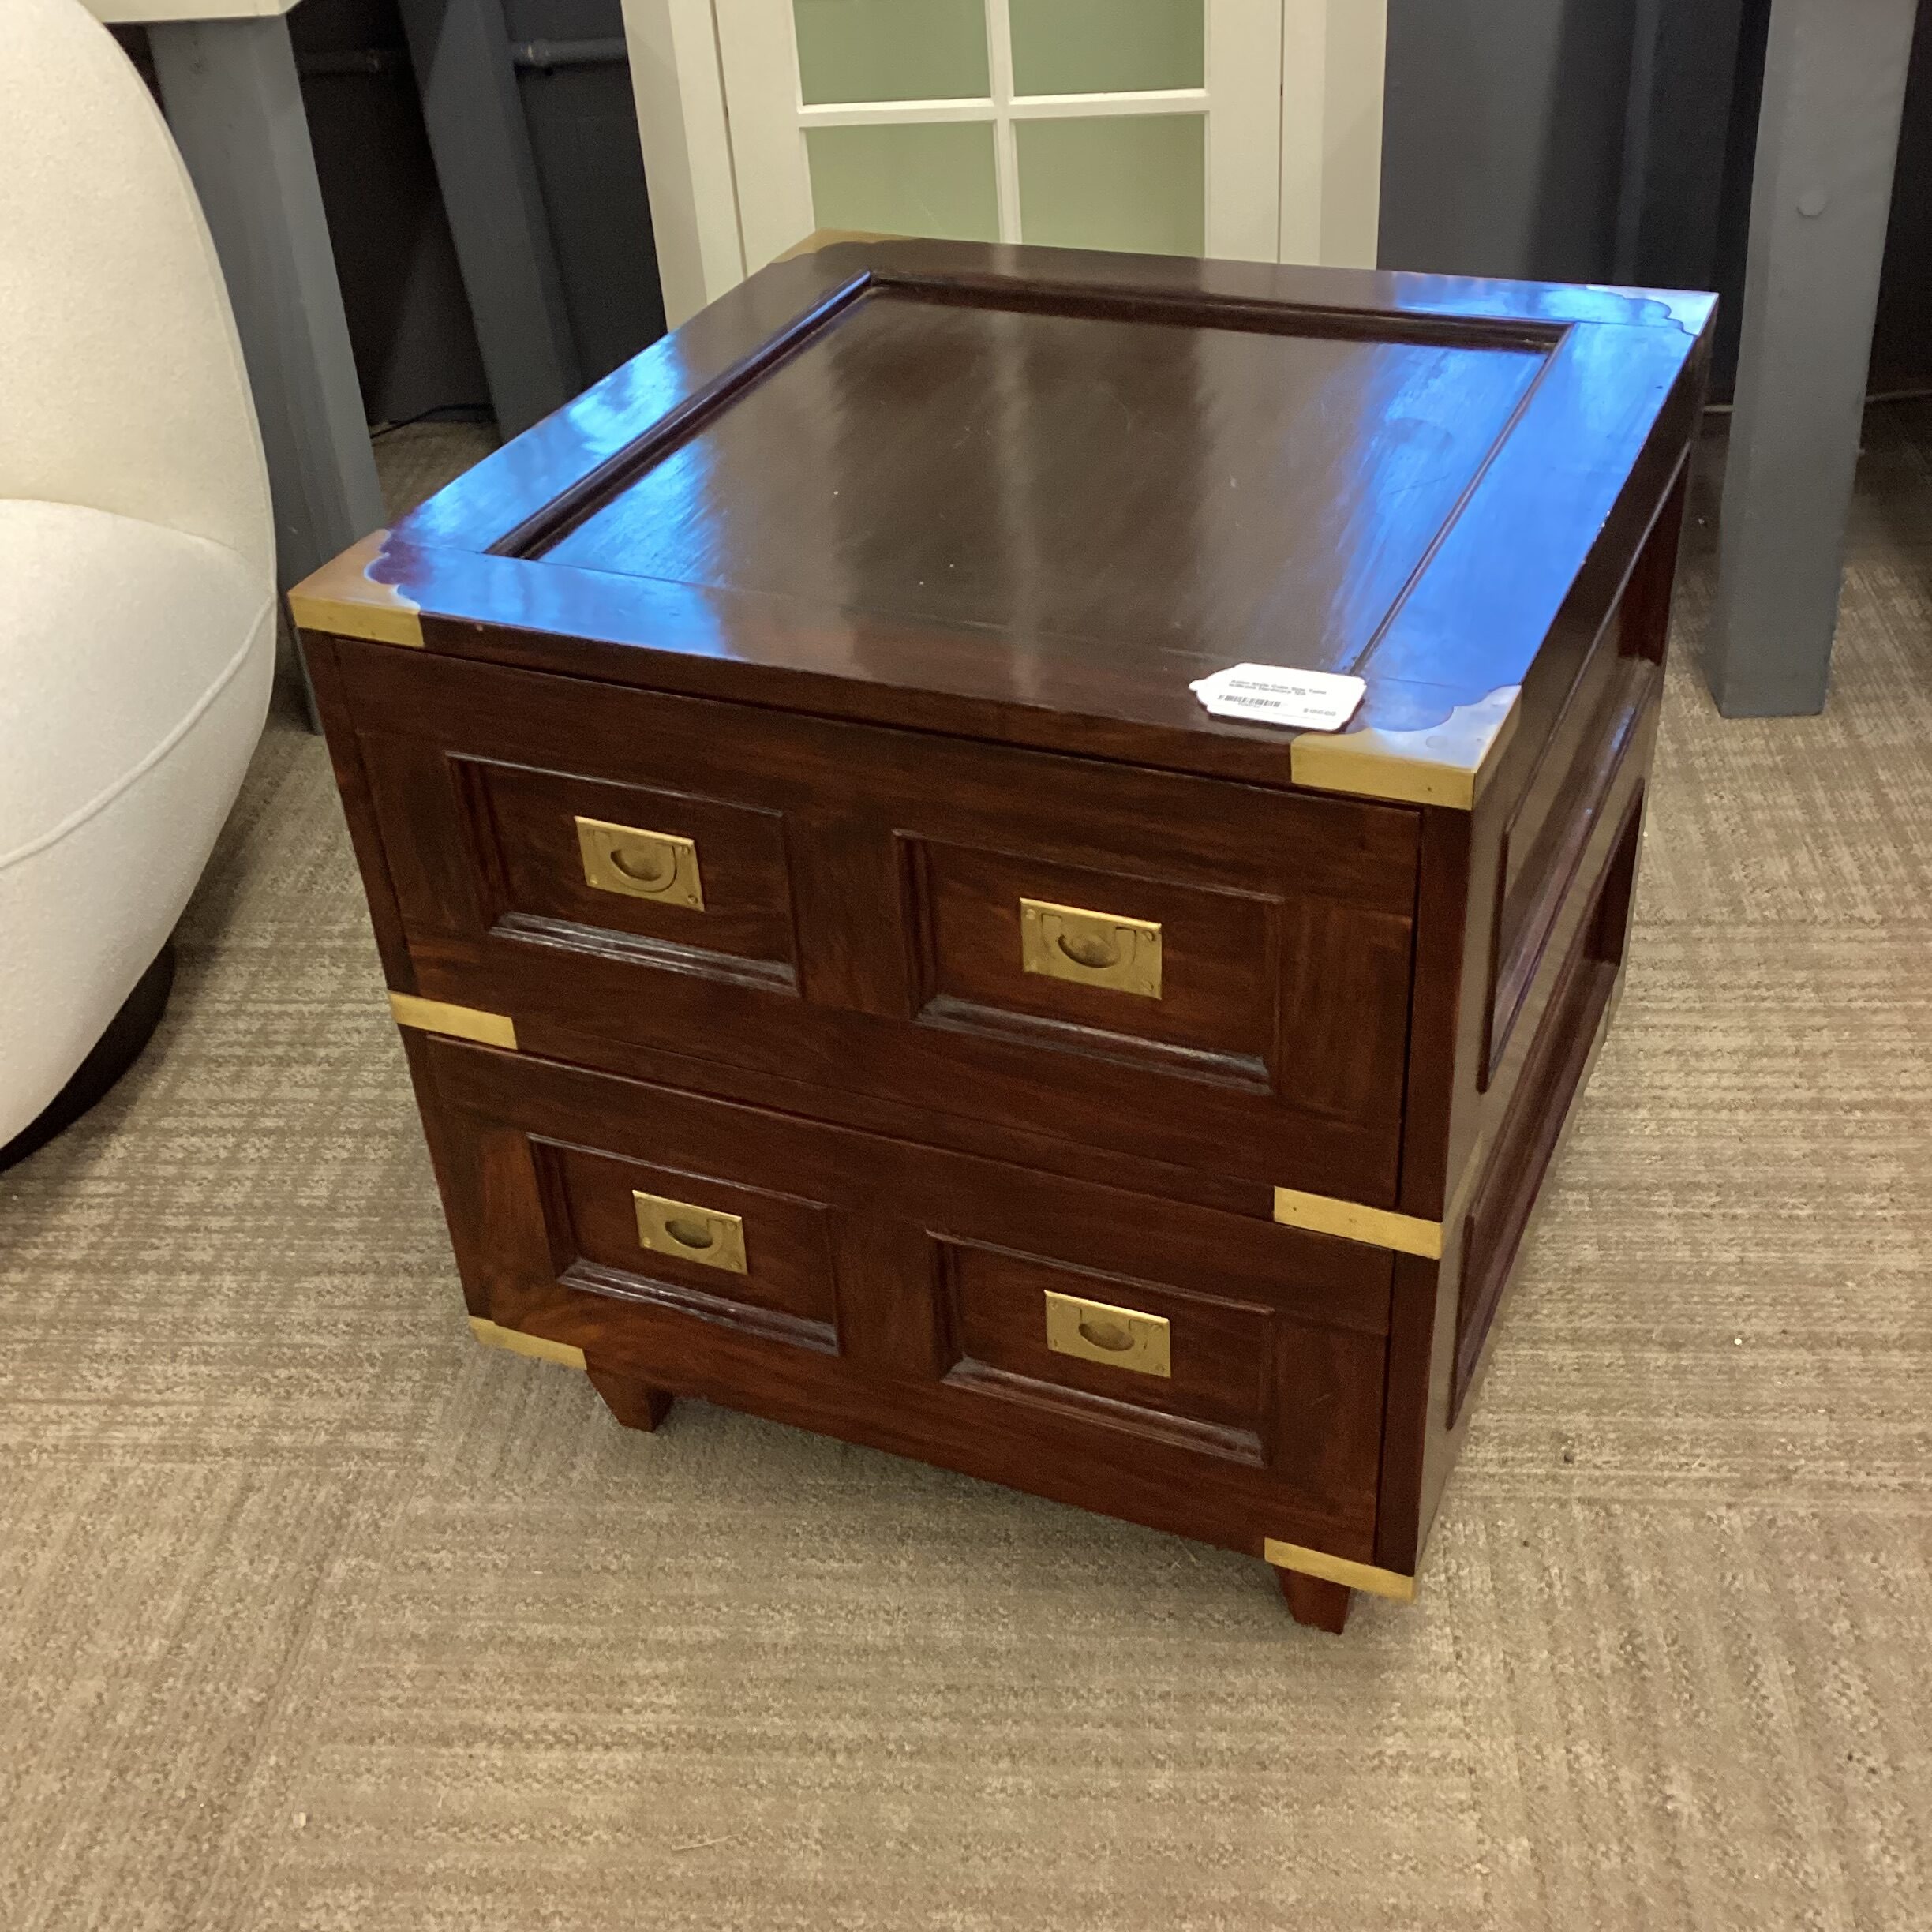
[
  {"x1": 296, "y1": 241, "x2": 1715, "y2": 1624},
  {"x1": 299, "y1": 240, "x2": 1716, "y2": 806},
  {"x1": 539, "y1": 286, "x2": 1550, "y2": 671}
]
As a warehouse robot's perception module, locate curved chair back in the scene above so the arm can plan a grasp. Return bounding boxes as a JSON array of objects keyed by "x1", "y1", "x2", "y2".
[{"x1": 0, "y1": 0, "x2": 274, "y2": 578}]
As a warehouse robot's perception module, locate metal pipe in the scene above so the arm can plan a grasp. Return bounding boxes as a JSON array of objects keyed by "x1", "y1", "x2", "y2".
[
  {"x1": 296, "y1": 37, "x2": 629, "y2": 82},
  {"x1": 298, "y1": 48, "x2": 406, "y2": 79},
  {"x1": 510, "y1": 36, "x2": 629, "y2": 72}
]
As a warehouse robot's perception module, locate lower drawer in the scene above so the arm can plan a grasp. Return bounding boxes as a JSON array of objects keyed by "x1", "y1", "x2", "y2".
[{"x1": 413, "y1": 1036, "x2": 1395, "y2": 1562}]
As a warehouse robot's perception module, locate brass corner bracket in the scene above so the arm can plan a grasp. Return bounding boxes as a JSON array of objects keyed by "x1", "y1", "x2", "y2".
[
  {"x1": 1264, "y1": 1538, "x2": 1417, "y2": 1604},
  {"x1": 1272, "y1": 1186, "x2": 1443, "y2": 1260},
  {"x1": 469, "y1": 1316, "x2": 586, "y2": 1370},
  {"x1": 287, "y1": 530, "x2": 425, "y2": 649},
  {"x1": 388, "y1": 992, "x2": 518, "y2": 1050},
  {"x1": 1286, "y1": 683, "x2": 1522, "y2": 811}
]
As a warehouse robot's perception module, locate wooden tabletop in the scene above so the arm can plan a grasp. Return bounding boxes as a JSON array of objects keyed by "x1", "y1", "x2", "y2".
[{"x1": 294, "y1": 238, "x2": 1714, "y2": 807}]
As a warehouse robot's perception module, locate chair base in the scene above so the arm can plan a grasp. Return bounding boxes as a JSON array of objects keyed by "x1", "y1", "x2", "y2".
[{"x1": 0, "y1": 940, "x2": 176, "y2": 1172}]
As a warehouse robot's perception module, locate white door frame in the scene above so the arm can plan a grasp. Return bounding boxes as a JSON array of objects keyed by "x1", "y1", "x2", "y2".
[
  {"x1": 620, "y1": 0, "x2": 1386, "y2": 328},
  {"x1": 619, "y1": 0, "x2": 745, "y2": 325},
  {"x1": 1282, "y1": 0, "x2": 1386, "y2": 271}
]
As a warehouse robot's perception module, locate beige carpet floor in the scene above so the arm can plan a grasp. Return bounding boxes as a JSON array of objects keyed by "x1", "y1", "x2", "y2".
[{"x1": 3, "y1": 411, "x2": 1930, "y2": 1931}]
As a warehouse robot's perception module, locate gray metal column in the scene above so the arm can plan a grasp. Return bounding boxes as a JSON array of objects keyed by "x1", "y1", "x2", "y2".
[
  {"x1": 1706, "y1": 0, "x2": 1920, "y2": 717},
  {"x1": 1612, "y1": 0, "x2": 1752, "y2": 293},
  {"x1": 1612, "y1": 0, "x2": 1667, "y2": 285},
  {"x1": 396, "y1": 0, "x2": 581, "y2": 434},
  {"x1": 149, "y1": 17, "x2": 387, "y2": 593},
  {"x1": 150, "y1": 14, "x2": 388, "y2": 729}
]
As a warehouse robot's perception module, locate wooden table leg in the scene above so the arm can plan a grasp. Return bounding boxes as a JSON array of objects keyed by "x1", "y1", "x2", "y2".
[
  {"x1": 1275, "y1": 1565, "x2": 1352, "y2": 1634},
  {"x1": 586, "y1": 1365, "x2": 674, "y2": 1432}
]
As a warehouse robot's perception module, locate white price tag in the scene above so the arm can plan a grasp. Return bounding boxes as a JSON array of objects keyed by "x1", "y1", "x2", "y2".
[{"x1": 1189, "y1": 664, "x2": 1366, "y2": 731}]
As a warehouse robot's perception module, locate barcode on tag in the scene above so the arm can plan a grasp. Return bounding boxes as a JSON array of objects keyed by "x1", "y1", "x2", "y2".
[{"x1": 1189, "y1": 665, "x2": 1366, "y2": 732}]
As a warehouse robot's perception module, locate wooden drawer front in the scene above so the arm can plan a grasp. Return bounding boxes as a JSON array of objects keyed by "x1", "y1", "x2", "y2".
[
  {"x1": 941, "y1": 1243, "x2": 1274, "y2": 1459},
  {"x1": 346, "y1": 642, "x2": 1420, "y2": 1205},
  {"x1": 470, "y1": 758, "x2": 795, "y2": 974},
  {"x1": 535, "y1": 1140, "x2": 838, "y2": 1352},
  {"x1": 370, "y1": 744, "x2": 798, "y2": 986},
  {"x1": 916, "y1": 842, "x2": 1272, "y2": 1069},
  {"x1": 420, "y1": 1036, "x2": 1394, "y2": 1552}
]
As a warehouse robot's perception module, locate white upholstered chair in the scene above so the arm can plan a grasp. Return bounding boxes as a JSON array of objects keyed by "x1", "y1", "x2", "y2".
[{"x1": 0, "y1": 0, "x2": 275, "y2": 1163}]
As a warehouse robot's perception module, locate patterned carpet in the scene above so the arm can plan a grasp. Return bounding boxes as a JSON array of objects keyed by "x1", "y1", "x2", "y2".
[{"x1": 2, "y1": 412, "x2": 1929, "y2": 1930}]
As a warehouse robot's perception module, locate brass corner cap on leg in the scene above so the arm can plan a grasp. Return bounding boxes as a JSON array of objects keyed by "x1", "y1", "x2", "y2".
[
  {"x1": 1264, "y1": 1538, "x2": 1417, "y2": 1604},
  {"x1": 288, "y1": 530, "x2": 425, "y2": 649},
  {"x1": 1272, "y1": 1186, "x2": 1443, "y2": 1260},
  {"x1": 470, "y1": 1316, "x2": 586, "y2": 1371},
  {"x1": 388, "y1": 992, "x2": 518, "y2": 1050}
]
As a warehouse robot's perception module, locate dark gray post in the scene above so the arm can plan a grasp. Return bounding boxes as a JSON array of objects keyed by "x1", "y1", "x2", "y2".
[
  {"x1": 148, "y1": 14, "x2": 388, "y2": 728},
  {"x1": 1612, "y1": 0, "x2": 1666, "y2": 285},
  {"x1": 1706, "y1": 0, "x2": 1920, "y2": 717},
  {"x1": 148, "y1": 16, "x2": 387, "y2": 590},
  {"x1": 396, "y1": 0, "x2": 582, "y2": 435}
]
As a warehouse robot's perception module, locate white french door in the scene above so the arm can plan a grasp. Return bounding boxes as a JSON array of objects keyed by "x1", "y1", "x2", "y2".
[
  {"x1": 621, "y1": 0, "x2": 1385, "y2": 324},
  {"x1": 717, "y1": 0, "x2": 1282, "y2": 271}
]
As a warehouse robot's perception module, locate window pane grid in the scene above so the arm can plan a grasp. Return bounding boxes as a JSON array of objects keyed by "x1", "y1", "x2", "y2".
[
  {"x1": 794, "y1": 0, "x2": 989, "y2": 106},
  {"x1": 790, "y1": 0, "x2": 1211, "y2": 251},
  {"x1": 1010, "y1": 0, "x2": 1204, "y2": 95}
]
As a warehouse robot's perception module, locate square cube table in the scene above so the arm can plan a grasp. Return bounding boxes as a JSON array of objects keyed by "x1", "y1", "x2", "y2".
[{"x1": 295, "y1": 241, "x2": 1713, "y2": 1632}]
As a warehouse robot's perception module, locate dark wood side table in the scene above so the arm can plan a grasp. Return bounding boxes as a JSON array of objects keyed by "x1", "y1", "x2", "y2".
[{"x1": 294, "y1": 240, "x2": 1713, "y2": 1632}]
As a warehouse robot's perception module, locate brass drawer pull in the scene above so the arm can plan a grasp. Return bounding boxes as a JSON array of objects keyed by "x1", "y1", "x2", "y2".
[
  {"x1": 634, "y1": 1190, "x2": 747, "y2": 1274},
  {"x1": 576, "y1": 816, "x2": 704, "y2": 909},
  {"x1": 1043, "y1": 1288, "x2": 1171, "y2": 1378},
  {"x1": 1019, "y1": 898, "x2": 1163, "y2": 998}
]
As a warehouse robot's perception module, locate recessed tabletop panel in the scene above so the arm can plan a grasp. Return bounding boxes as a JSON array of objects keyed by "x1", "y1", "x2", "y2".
[{"x1": 539, "y1": 287, "x2": 1548, "y2": 676}]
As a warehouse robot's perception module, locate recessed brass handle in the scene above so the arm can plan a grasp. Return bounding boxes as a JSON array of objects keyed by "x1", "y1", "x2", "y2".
[
  {"x1": 1043, "y1": 1288, "x2": 1171, "y2": 1378},
  {"x1": 1058, "y1": 930, "x2": 1120, "y2": 971},
  {"x1": 576, "y1": 816, "x2": 704, "y2": 909},
  {"x1": 634, "y1": 1189, "x2": 746, "y2": 1274},
  {"x1": 1019, "y1": 898, "x2": 1162, "y2": 998},
  {"x1": 612, "y1": 844, "x2": 676, "y2": 889}
]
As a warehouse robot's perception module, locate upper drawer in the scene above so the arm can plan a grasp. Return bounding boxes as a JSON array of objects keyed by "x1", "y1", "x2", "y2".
[{"x1": 338, "y1": 643, "x2": 1421, "y2": 1207}]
